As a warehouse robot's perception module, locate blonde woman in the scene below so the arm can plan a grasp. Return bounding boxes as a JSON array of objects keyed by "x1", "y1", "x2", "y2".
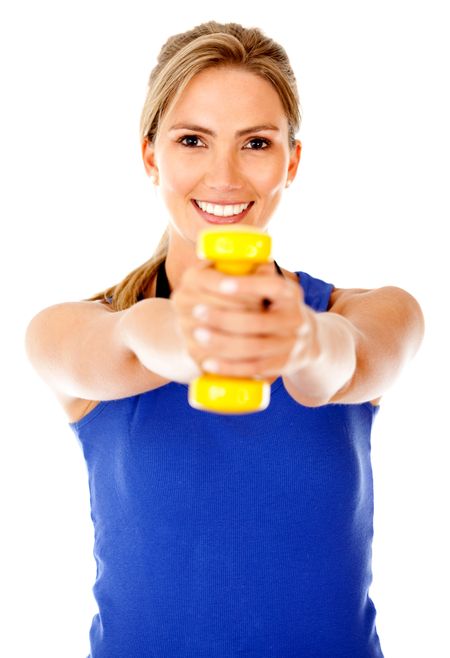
[{"x1": 26, "y1": 21, "x2": 423, "y2": 658}]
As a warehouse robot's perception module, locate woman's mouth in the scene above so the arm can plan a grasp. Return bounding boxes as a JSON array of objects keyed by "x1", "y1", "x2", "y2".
[{"x1": 191, "y1": 199, "x2": 254, "y2": 224}]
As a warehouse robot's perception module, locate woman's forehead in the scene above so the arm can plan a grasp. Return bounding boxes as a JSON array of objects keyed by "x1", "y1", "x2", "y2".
[{"x1": 160, "y1": 67, "x2": 288, "y2": 132}]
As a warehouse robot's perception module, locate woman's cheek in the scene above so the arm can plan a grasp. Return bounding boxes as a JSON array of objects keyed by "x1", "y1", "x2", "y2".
[{"x1": 254, "y1": 164, "x2": 287, "y2": 202}]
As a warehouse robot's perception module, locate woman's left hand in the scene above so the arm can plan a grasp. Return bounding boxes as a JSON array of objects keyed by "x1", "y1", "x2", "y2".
[{"x1": 172, "y1": 261, "x2": 321, "y2": 379}]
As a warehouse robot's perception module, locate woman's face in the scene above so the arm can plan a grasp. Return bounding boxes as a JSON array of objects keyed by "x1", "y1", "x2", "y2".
[{"x1": 143, "y1": 66, "x2": 301, "y2": 249}]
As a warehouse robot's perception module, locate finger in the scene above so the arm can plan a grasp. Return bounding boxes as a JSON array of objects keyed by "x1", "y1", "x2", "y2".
[
  {"x1": 199, "y1": 329, "x2": 317, "y2": 378},
  {"x1": 182, "y1": 263, "x2": 299, "y2": 305},
  {"x1": 200, "y1": 350, "x2": 295, "y2": 379},
  {"x1": 187, "y1": 303, "x2": 303, "y2": 336},
  {"x1": 189, "y1": 327, "x2": 296, "y2": 362},
  {"x1": 173, "y1": 287, "x2": 261, "y2": 313}
]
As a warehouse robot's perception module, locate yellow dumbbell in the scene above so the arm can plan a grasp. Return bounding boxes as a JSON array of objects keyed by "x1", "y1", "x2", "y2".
[{"x1": 188, "y1": 225, "x2": 272, "y2": 414}]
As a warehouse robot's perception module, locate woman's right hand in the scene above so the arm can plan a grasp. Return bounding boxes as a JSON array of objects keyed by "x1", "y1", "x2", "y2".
[
  {"x1": 170, "y1": 259, "x2": 249, "y2": 377},
  {"x1": 170, "y1": 258, "x2": 303, "y2": 380}
]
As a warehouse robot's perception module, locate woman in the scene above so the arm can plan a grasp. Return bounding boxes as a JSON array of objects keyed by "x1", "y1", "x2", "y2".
[{"x1": 25, "y1": 21, "x2": 424, "y2": 658}]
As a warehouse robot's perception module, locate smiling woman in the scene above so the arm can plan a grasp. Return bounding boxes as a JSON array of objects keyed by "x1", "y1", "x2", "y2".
[
  {"x1": 82, "y1": 22, "x2": 302, "y2": 312},
  {"x1": 25, "y1": 19, "x2": 423, "y2": 658}
]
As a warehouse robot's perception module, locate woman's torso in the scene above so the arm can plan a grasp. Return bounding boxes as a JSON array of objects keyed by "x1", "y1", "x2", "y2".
[{"x1": 67, "y1": 268, "x2": 384, "y2": 657}]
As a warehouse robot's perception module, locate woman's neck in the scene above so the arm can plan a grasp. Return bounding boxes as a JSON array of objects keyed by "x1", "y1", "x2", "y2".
[
  {"x1": 164, "y1": 232, "x2": 200, "y2": 293},
  {"x1": 144, "y1": 228, "x2": 298, "y2": 299}
]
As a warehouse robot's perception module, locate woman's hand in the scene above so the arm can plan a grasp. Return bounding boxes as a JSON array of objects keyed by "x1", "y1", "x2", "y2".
[{"x1": 170, "y1": 259, "x2": 321, "y2": 380}]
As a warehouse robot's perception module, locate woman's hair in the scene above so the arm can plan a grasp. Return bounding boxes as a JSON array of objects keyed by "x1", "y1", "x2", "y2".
[{"x1": 86, "y1": 21, "x2": 301, "y2": 311}]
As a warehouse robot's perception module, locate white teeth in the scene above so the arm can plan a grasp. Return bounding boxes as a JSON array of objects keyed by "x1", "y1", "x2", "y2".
[{"x1": 195, "y1": 200, "x2": 251, "y2": 217}]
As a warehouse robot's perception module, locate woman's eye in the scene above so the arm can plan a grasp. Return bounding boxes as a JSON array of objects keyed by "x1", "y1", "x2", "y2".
[
  {"x1": 178, "y1": 135, "x2": 205, "y2": 148},
  {"x1": 244, "y1": 138, "x2": 270, "y2": 150}
]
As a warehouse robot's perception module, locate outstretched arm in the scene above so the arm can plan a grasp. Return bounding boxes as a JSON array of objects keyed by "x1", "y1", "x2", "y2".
[
  {"x1": 282, "y1": 285, "x2": 425, "y2": 406},
  {"x1": 171, "y1": 261, "x2": 424, "y2": 407}
]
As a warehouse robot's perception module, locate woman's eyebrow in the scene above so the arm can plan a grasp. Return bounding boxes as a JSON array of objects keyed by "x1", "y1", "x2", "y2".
[{"x1": 168, "y1": 123, "x2": 280, "y2": 137}]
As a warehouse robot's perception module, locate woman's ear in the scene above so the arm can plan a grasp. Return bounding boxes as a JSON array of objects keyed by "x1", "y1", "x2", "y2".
[
  {"x1": 142, "y1": 138, "x2": 159, "y2": 184},
  {"x1": 286, "y1": 140, "x2": 302, "y2": 187}
]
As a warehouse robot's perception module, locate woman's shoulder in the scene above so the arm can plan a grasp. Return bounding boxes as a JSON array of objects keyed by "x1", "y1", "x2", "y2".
[
  {"x1": 53, "y1": 300, "x2": 114, "y2": 423},
  {"x1": 27, "y1": 299, "x2": 116, "y2": 424}
]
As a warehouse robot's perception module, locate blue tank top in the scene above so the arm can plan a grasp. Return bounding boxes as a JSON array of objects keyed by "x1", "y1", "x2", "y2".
[{"x1": 69, "y1": 271, "x2": 383, "y2": 657}]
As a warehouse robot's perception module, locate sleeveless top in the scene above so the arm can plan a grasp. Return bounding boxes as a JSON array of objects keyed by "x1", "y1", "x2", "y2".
[{"x1": 69, "y1": 266, "x2": 383, "y2": 658}]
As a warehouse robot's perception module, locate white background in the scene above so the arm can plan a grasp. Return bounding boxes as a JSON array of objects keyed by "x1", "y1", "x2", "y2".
[{"x1": 1, "y1": 1, "x2": 449, "y2": 656}]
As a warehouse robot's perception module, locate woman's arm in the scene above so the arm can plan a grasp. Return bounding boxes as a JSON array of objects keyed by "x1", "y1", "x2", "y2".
[
  {"x1": 25, "y1": 298, "x2": 201, "y2": 403},
  {"x1": 282, "y1": 286, "x2": 425, "y2": 406},
  {"x1": 171, "y1": 262, "x2": 424, "y2": 407}
]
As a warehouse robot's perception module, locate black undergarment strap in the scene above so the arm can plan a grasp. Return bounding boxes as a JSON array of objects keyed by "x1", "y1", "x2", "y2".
[
  {"x1": 155, "y1": 259, "x2": 172, "y2": 299},
  {"x1": 155, "y1": 258, "x2": 284, "y2": 301},
  {"x1": 262, "y1": 260, "x2": 284, "y2": 309},
  {"x1": 273, "y1": 260, "x2": 285, "y2": 278}
]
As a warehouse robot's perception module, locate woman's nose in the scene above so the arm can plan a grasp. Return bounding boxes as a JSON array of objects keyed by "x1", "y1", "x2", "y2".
[{"x1": 204, "y1": 151, "x2": 243, "y2": 191}]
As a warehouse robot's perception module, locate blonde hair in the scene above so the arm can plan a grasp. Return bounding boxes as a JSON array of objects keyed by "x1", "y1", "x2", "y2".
[{"x1": 86, "y1": 21, "x2": 301, "y2": 311}]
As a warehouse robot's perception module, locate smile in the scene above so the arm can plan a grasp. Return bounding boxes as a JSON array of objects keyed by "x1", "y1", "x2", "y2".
[{"x1": 194, "y1": 200, "x2": 252, "y2": 217}]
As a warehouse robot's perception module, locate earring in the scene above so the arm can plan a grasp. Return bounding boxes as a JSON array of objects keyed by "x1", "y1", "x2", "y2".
[
  {"x1": 286, "y1": 180, "x2": 292, "y2": 188},
  {"x1": 150, "y1": 174, "x2": 158, "y2": 185}
]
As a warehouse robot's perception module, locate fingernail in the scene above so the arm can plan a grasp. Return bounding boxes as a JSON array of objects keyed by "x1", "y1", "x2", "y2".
[
  {"x1": 192, "y1": 304, "x2": 208, "y2": 320},
  {"x1": 202, "y1": 358, "x2": 219, "y2": 372},
  {"x1": 193, "y1": 327, "x2": 211, "y2": 344},
  {"x1": 219, "y1": 278, "x2": 238, "y2": 294}
]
